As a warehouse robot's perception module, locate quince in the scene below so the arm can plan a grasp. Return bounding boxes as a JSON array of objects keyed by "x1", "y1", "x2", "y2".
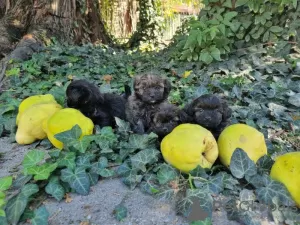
[
  {"x1": 16, "y1": 102, "x2": 62, "y2": 144},
  {"x1": 270, "y1": 152, "x2": 300, "y2": 207},
  {"x1": 217, "y1": 123, "x2": 267, "y2": 167},
  {"x1": 160, "y1": 123, "x2": 219, "y2": 173},
  {"x1": 16, "y1": 94, "x2": 57, "y2": 125},
  {"x1": 43, "y1": 108, "x2": 94, "y2": 150}
]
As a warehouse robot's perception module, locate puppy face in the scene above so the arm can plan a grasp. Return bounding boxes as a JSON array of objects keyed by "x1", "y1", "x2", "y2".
[
  {"x1": 150, "y1": 103, "x2": 188, "y2": 137},
  {"x1": 192, "y1": 95, "x2": 224, "y2": 129},
  {"x1": 66, "y1": 80, "x2": 104, "y2": 112},
  {"x1": 134, "y1": 74, "x2": 171, "y2": 104}
]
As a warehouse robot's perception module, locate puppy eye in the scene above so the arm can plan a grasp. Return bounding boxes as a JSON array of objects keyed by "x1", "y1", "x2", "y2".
[{"x1": 196, "y1": 108, "x2": 204, "y2": 113}]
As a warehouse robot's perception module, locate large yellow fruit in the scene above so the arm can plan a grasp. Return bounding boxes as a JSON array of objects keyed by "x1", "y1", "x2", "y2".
[
  {"x1": 160, "y1": 123, "x2": 219, "y2": 173},
  {"x1": 43, "y1": 108, "x2": 94, "y2": 150},
  {"x1": 217, "y1": 123, "x2": 267, "y2": 167},
  {"x1": 270, "y1": 152, "x2": 300, "y2": 207},
  {"x1": 16, "y1": 94, "x2": 57, "y2": 125},
  {"x1": 16, "y1": 102, "x2": 62, "y2": 145}
]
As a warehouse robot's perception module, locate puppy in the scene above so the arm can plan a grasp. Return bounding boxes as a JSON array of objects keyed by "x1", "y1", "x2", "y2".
[
  {"x1": 66, "y1": 79, "x2": 127, "y2": 128},
  {"x1": 183, "y1": 94, "x2": 232, "y2": 139},
  {"x1": 147, "y1": 102, "x2": 191, "y2": 138},
  {"x1": 125, "y1": 74, "x2": 172, "y2": 134}
]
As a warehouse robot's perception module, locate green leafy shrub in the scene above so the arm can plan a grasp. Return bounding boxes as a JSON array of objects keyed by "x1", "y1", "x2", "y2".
[{"x1": 176, "y1": 0, "x2": 299, "y2": 63}]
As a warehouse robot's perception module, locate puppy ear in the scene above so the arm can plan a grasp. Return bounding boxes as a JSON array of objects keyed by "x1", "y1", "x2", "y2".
[
  {"x1": 221, "y1": 101, "x2": 232, "y2": 121},
  {"x1": 163, "y1": 78, "x2": 171, "y2": 99}
]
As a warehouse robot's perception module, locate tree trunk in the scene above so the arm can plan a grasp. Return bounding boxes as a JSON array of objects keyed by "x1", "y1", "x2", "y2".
[{"x1": 0, "y1": 0, "x2": 112, "y2": 55}]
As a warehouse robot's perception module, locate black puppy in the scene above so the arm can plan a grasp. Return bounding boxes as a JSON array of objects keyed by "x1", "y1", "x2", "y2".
[
  {"x1": 183, "y1": 94, "x2": 232, "y2": 139},
  {"x1": 66, "y1": 79, "x2": 127, "y2": 128},
  {"x1": 147, "y1": 102, "x2": 191, "y2": 139}
]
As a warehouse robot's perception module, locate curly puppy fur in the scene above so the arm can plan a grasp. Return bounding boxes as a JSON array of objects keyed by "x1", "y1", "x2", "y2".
[
  {"x1": 184, "y1": 94, "x2": 232, "y2": 139},
  {"x1": 66, "y1": 79, "x2": 127, "y2": 128},
  {"x1": 125, "y1": 74, "x2": 172, "y2": 134},
  {"x1": 147, "y1": 102, "x2": 191, "y2": 138}
]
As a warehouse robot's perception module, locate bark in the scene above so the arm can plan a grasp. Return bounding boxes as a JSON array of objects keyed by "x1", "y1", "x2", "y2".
[{"x1": 0, "y1": 0, "x2": 112, "y2": 50}]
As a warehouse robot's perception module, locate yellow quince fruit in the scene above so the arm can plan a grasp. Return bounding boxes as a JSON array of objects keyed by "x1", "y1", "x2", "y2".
[
  {"x1": 160, "y1": 123, "x2": 219, "y2": 173},
  {"x1": 217, "y1": 123, "x2": 267, "y2": 167},
  {"x1": 270, "y1": 151, "x2": 300, "y2": 207},
  {"x1": 15, "y1": 102, "x2": 62, "y2": 145},
  {"x1": 43, "y1": 108, "x2": 94, "y2": 150},
  {"x1": 16, "y1": 94, "x2": 57, "y2": 125}
]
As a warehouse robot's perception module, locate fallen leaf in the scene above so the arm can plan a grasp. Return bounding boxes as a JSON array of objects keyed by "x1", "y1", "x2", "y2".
[
  {"x1": 79, "y1": 221, "x2": 90, "y2": 225},
  {"x1": 65, "y1": 193, "x2": 73, "y2": 203},
  {"x1": 103, "y1": 75, "x2": 113, "y2": 84},
  {"x1": 182, "y1": 70, "x2": 192, "y2": 78}
]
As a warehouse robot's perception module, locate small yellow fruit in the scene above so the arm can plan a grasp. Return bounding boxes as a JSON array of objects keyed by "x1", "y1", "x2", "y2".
[
  {"x1": 16, "y1": 103, "x2": 62, "y2": 145},
  {"x1": 217, "y1": 123, "x2": 267, "y2": 167},
  {"x1": 16, "y1": 94, "x2": 57, "y2": 125},
  {"x1": 160, "y1": 123, "x2": 219, "y2": 173},
  {"x1": 270, "y1": 152, "x2": 300, "y2": 207},
  {"x1": 43, "y1": 108, "x2": 94, "y2": 150}
]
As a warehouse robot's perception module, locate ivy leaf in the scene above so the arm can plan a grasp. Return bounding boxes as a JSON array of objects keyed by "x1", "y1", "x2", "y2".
[
  {"x1": 115, "y1": 117, "x2": 131, "y2": 134},
  {"x1": 76, "y1": 155, "x2": 92, "y2": 169},
  {"x1": 113, "y1": 204, "x2": 128, "y2": 221},
  {"x1": 229, "y1": 148, "x2": 257, "y2": 179},
  {"x1": 61, "y1": 167, "x2": 90, "y2": 195},
  {"x1": 45, "y1": 181, "x2": 65, "y2": 201},
  {"x1": 5, "y1": 193, "x2": 28, "y2": 225},
  {"x1": 256, "y1": 155, "x2": 273, "y2": 173},
  {"x1": 87, "y1": 172, "x2": 99, "y2": 186},
  {"x1": 98, "y1": 168, "x2": 115, "y2": 178},
  {"x1": 22, "y1": 149, "x2": 45, "y2": 169},
  {"x1": 0, "y1": 176, "x2": 13, "y2": 191},
  {"x1": 190, "y1": 217, "x2": 212, "y2": 225},
  {"x1": 256, "y1": 179, "x2": 295, "y2": 206},
  {"x1": 48, "y1": 149, "x2": 61, "y2": 158},
  {"x1": 210, "y1": 47, "x2": 221, "y2": 61},
  {"x1": 94, "y1": 127, "x2": 118, "y2": 152},
  {"x1": 91, "y1": 157, "x2": 108, "y2": 174},
  {"x1": 130, "y1": 148, "x2": 160, "y2": 172},
  {"x1": 125, "y1": 133, "x2": 158, "y2": 152},
  {"x1": 26, "y1": 163, "x2": 58, "y2": 180},
  {"x1": 57, "y1": 152, "x2": 76, "y2": 169},
  {"x1": 31, "y1": 206, "x2": 49, "y2": 225},
  {"x1": 54, "y1": 124, "x2": 82, "y2": 146},
  {"x1": 21, "y1": 184, "x2": 39, "y2": 198},
  {"x1": 157, "y1": 164, "x2": 178, "y2": 185},
  {"x1": 178, "y1": 189, "x2": 213, "y2": 219},
  {"x1": 72, "y1": 135, "x2": 93, "y2": 153},
  {"x1": 12, "y1": 174, "x2": 32, "y2": 188},
  {"x1": 117, "y1": 163, "x2": 142, "y2": 190},
  {"x1": 0, "y1": 216, "x2": 8, "y2": 225},
  {"x1": 194, "y1": 173, "x2": 224, "y2": 194}
]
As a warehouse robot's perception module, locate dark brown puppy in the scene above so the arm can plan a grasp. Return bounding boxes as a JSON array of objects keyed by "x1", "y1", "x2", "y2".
[
  {"x1": 183, "y1": 94, "x2": 232, "y2": 139},
  {"x1": 125, "y1": 74, "x2": 172, "y2": 134},
  {"x1": 147, "y1": 102, "x2": 191, "y2": 138},
  {"x1": 66, "y1": 79, "x2": 127, "y2": 128}
]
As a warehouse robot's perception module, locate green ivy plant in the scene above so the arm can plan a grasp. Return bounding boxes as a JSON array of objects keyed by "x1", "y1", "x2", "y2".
[{"x1": 176, "y1": 0, "x2": 299, "y2": 64}]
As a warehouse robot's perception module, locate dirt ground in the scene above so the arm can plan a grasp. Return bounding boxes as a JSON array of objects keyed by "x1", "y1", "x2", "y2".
[{"x1": 0, "y1": 137, "x2": 276, "y2": 225}]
